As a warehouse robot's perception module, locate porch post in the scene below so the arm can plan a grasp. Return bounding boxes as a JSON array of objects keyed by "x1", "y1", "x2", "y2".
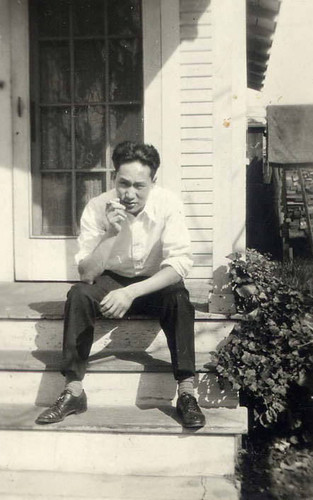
[
  {"x1": 210, "y1": 0, "x2": 247, "y2": 313},
  {"x1": 0, "y1": 0, "x2": 14, "y2": 281}
]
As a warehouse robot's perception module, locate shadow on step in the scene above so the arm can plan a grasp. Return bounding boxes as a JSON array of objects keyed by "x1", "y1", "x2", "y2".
[{"x1": 30, "y1": 307, "x2": 180, "y2": 425}]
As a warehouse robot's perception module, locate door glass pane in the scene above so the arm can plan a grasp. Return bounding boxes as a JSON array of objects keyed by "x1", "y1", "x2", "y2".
[
  {"x1": 30, "y1": 0, "x2": 143, "y2": 237},
  {"x1": 40, "y1": 42, "x2": 71, "y2": 103},
  {"x1": 76, "y1": 173, "x2": 106, "y2": 226},
  {"x1": 41, "y1": 108, "x2": 71, "y2": 169},
  {"x1": 42, "y1": 173, "x2": 72, "y2": 235},
  {"x1": 110, "y1": 105, "x2": 143, "y2": 150},
  {"x1": 74, "y1": 41, "x2": 106, "y2": 102},
  {"x1": 108, "y1": 0, "x2": 141, "y2": 36},
  {"x1": 75, "y1": 106, "x2": 106, "y2": 170},
  {"x1": 38, "y1": 0, "x2": 69, "y2": 37},
  {"x1": 109, "y1": 39, "x2": 142, "y2": 102},
  {"x1": 73, "y1": 0, "x2": 105, "y2": 36}
]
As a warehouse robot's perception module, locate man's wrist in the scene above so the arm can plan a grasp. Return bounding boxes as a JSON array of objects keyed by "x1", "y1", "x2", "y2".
[{"x1": 125, "y1": 284, "x2": 140, "y2": 301}]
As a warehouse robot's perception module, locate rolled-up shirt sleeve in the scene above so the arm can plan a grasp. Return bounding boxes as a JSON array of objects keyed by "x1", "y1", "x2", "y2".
[
  {"x1": 74, "y1": 200, "x2": 106, "y2": 265},
  {"x1": 160, "y1": 199, "x2": 193, "y2": 278}
]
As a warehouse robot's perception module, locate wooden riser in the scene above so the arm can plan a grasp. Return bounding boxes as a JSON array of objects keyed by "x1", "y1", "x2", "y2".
[
  {"x1": 1, "y1": 429, "x2": 240, "y2": 476},
  {"x1": 0, "y1": 371, "x2": 238, "y2": 408},
  {"x1": 0, "y1": 319, "x2": 235, "y2": 356},
  {"x1": 0, "y1": 470, "x2": 240, "y2": 500}
]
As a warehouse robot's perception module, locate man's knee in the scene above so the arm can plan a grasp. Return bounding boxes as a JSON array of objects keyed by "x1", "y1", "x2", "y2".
[{"x1": 67, "y1": 282, "x2": 92, "y2": 303}]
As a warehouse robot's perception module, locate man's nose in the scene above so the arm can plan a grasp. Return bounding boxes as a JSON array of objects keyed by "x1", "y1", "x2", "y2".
[{"x1": 125, "y1": 187, "x2": 136, "y2": 199}]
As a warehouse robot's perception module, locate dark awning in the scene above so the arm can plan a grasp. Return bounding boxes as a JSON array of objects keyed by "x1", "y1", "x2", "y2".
[
  {"x1": 247, "y1": 0, "x2": 282, "y2": 90},
  {"x1": 267, "y1": 105, "x2": 313, "y2": 164}
]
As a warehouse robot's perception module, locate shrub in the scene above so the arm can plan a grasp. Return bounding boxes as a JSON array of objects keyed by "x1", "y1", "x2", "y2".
[{"x1": 216, "y1": 249, "x2": 313, "y2": 429}]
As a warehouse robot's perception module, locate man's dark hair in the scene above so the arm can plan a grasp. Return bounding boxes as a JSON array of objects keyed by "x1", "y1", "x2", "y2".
[{"x1": 112, "y1": 141, "x2": 160, "y2": 178}]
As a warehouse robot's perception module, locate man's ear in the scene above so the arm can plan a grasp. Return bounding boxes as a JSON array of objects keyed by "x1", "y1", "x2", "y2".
[{"x1": 152, "y1": 174, "x2": 157, "y2": 184}]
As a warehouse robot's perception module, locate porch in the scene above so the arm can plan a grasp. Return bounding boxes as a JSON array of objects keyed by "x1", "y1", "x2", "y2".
[{"x1": 0, "y1": 280, "x2": 246, "y2": 499}]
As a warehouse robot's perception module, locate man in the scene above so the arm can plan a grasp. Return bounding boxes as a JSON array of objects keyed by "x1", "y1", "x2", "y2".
[{"x1": 36, "y1": 141, "x2": 205, "y2": 428}]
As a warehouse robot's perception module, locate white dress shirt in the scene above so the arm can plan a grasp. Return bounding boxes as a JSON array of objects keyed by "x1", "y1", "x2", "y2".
[{"x1": 75, "y1": 185, "x2": 193, "y2": 279}]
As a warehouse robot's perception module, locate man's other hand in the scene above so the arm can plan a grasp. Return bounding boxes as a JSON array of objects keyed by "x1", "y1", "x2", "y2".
[
  {"x1": 106, "y1": 198, "x2": 126, "y2": 235},
  {"x1": 100, "y1": 288, "x2": 135, "y2": 319}
]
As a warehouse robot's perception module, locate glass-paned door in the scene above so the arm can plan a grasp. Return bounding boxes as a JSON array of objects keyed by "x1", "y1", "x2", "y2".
[{"x1": 30, "y1": 0, "x2": 143, "y2": 238}]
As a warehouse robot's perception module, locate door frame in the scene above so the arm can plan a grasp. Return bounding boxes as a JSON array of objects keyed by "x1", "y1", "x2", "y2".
[{"x1": 11, "y1": 0, "x2": 180, "y2": 280}]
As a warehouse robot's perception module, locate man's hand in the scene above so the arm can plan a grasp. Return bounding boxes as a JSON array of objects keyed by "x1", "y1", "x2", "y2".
[
  {"x1": 100, "y1": 288, "x2": 135, "y2": 319},
  {"x1": 106, "y1": 198, "x2": 127, "y2": 235}
]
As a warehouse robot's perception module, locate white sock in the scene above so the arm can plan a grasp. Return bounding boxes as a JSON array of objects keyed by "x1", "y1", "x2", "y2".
[
  {"x1": 65, "y1": 380, "x2": 83, "y2": 397},
  {"x1": 178, "y1": 376, "x2": 195, "y2": 397}
]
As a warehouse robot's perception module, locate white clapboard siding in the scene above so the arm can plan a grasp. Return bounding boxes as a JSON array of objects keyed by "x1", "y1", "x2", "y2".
[
  {"x1": 179, "y1": 0, "x2": 213, "y2": 290},
  {"x1": 188, "y1": 266, "x2": 212, "y2": 279},
  {"x1": 191, "y1": 241, "x2": 213, "y2": 253},
  {"x1": 184, "y1": 204, "x2": 213, "y2": 217},
  {"x1": 192, "y1": 254, "x2": 213, "y2": 267},
  {"x1": 180, "y1": 52, "x2": 212, "y2": 65},
  {"x1": 181, "y1": 25, "x2": 212, "y2": 39},
  {"x1": 181, "y1": 101, "x2": 212, "y2": 115},
  {"x1": 181, "y1": 140, "x2": 213, "y2": 154},
  {"x1": 181, "y1": 87, "x2": 213, "y2": 101},
  {"x1": 180, "y1": 11, "x2": 212, "y2": 25},
  {"x1": 182, "y1": 191, "x2": 212, "y2": 204},
  {"x1": 181, "y1": 127, "x2": 213, "y2": 140},
  {"x1": 182, "y1": 167, "x2": 212, "y2": 180},
  {"x1": 180, "y1": 64, "x2": 212, "y2": 78},
  {"x1": 180, "y1": 38, "x2": 212, "y2": 52},
  {"x1": 180, "y1": 0, "x2": 212, "y2": 12},
  {"x1": 181, "y1": 153, "x2": 213, "y2": 166},
  {"x1": 185, "y1": 216, "x2": 213, "y2": 230},
  {"x1": 189, "y1": 228, "x2": 213, "y2": 241},
  {"x1": 181, "y1": 76, "x2": 213, "y2": 91},
  {"x1": 181, "y1": 114, "x2": 213, "y2": 128}
]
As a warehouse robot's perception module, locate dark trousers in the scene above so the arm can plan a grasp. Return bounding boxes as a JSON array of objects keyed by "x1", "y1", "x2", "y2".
[{"x1": 61, "y1": 271, "x2": 196, "y2": 382}]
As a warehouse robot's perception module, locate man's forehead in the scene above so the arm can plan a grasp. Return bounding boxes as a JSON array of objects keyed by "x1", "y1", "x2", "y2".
[{"x1": 117, "y1": 163, "x2": 152, "y2": 182}]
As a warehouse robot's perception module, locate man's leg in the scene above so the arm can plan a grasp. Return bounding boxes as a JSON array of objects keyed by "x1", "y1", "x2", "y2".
[
  {"x1": 130, "y1": 281, "x2": 205, "y2": 428},
  {"x1": 36, "y1": 272, "x2": 133, "y2": 424}
]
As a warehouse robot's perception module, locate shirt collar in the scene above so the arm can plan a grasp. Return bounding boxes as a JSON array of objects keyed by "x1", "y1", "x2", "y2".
[{"x1": 141, "y1": 185, "x2": 157, "y2": 222}]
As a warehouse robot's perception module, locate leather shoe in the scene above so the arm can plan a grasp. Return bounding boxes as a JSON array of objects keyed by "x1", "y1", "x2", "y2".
[
  {"x1": 176, "y1": 393, "x2": 206, "y2": 428},
  {"x1": 35, "y1": 390, "x2": 87, "y2": 425}
]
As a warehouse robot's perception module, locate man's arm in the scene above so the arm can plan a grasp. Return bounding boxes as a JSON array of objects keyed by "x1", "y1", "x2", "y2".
[
  {"x1": 78, "y1": 233, "x2": 117, "y2": 284},
  {"x1": 78, "y1": 199, "x2": 126, "y2": 284},
  {"x1": 100, "y1": 266, "x2": 181, "y2": 318}
]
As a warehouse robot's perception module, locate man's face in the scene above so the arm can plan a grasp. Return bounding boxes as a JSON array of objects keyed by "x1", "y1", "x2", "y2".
[{"x1": 115, "y1": 161, "x2": 155, "y2": 215}]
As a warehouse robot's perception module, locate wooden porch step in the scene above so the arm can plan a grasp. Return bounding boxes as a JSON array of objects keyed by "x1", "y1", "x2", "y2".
[
  {"x1": 0, "y1": 371, "x2": 238, "y2": 408},
  {"x1": 0, "y1": 405, "x2": 246, "y2": 477},
  {"x1": 0, "y1": 318, "x2": 235, "y2": 359},
  {"x1": 0, "y1": 281, "x2": 240, "y2": 320},
  {"x1": 0, "y1": 404, "x2": 247, "y2": 435},
  {"x1": 0, "y1": 349, "x2": 214, "y2": 372},
  {"x1": 0, "y1": 470, "x2": 240, "y2": 499}
]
